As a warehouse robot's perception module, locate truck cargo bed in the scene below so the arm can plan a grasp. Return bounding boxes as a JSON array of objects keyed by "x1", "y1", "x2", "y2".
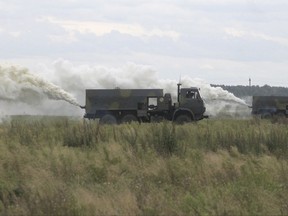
[{"x1": 85, "y1": 88, "x2": 163, "y2": 113}]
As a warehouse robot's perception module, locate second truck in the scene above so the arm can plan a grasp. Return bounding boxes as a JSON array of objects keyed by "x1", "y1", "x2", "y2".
[
  {"x1": 81, "y1": 84, "x2": 208, "y2": 124},
  {"x1": 251, "y1": 96, "x2": 288, "y2": 118}
]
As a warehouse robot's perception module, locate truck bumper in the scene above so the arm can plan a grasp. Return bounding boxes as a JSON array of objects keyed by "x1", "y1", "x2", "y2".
[{"x1": 84, "y1": 113, "x2": 96, "y2": 119}]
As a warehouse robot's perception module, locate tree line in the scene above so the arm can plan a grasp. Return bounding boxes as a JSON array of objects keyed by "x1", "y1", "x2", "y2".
[{"x1": 211, "y1": 84, "x2": 288, "y2": 98}]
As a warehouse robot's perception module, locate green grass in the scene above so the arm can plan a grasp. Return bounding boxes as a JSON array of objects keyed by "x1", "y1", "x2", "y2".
[{"x1": 0, "y1": 116, "x2": 288, "y2": 215}]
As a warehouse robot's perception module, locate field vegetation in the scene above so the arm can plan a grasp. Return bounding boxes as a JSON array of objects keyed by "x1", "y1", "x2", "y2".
[{"x1": 0, "y1": 116, "x2": 288, "y2": 215}]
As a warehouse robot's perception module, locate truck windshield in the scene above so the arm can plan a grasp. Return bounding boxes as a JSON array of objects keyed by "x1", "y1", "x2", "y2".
[{"x1": 186, "y1": 90, "x2": 199, "y2": 99}]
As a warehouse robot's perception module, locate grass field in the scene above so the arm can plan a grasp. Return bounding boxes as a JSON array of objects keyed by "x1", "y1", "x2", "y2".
[{"x1": 0, "y1": 116, "x2": 288, "y2": 215}]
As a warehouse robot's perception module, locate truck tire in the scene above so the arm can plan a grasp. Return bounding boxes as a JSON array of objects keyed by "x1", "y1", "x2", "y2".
[
  {"x1": 121, "y1": 114, "x2": 138, "y2": 123},
  {"x1": 175, "y1": 115, "x2": 192, "y2": 124},
  {"x1": 261, "y1": 112, "x2": 272, "y2": 119},
  {"x1": 100, "y1": 114, "x2": 117, "y2": 124},
  {"x1": 276, "y1": 112, "x2": 285, "y2": 118},
  {"x1": 152, "y1": 115, "x2": 164, "y2": 123}
]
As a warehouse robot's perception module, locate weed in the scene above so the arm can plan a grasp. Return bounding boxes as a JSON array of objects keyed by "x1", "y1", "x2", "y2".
[{"x1": 1, "y1": 117, "x2": 288, "y2": 215}]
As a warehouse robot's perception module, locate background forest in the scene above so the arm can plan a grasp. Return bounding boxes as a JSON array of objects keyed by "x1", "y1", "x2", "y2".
[{"x1": 212, "y1": 84, "x2": 288, "y2": 98}]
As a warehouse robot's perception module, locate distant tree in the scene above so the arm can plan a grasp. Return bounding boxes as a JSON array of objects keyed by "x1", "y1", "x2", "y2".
[{"x1": 211, "y1": 84, "x2": 288, "y2": 98}]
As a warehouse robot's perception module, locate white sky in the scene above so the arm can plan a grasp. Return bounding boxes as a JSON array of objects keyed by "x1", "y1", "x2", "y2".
[{"x1": 1, "y1": 0, "x2": 288, "y2": 87}]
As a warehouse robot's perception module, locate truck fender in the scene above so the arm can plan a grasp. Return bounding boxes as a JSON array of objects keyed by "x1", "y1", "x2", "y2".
[{"x1": 172, "y1": 108, "x2": 194, "y2": 121}]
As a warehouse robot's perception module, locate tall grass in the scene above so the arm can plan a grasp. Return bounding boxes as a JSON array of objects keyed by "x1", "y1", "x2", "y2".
[{"x1": 0, "y1": 116, "x2": 287, "y2": 215}]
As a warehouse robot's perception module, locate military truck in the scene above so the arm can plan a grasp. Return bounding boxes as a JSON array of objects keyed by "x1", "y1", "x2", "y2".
[
  {"x1": 251, "y1": 96, "x2": 288, "y2": 118},
  {"x1": 81, "y1": 84, "x2": 208, "y2": 124}
]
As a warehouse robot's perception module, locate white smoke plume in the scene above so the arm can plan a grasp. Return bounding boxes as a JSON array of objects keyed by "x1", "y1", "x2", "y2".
[
  {"x1": 50, "y1": 59, "x2": 250, "y2": 118},
  {"x1": 0, "y1": 64, "x2": 80, "y2": 106},
  {"x1": 0, "y1": 60, "x2": 250, "y2": 118}
]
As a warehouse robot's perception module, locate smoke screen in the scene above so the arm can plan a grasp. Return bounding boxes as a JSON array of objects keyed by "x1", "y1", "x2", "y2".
[{"x1": 0, "y1": 60, "x2": 250, "y2": 118}]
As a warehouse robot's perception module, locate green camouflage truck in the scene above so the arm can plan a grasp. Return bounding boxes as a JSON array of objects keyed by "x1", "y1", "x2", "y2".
[
  {"x1": 81, "y1": 84, "x2": 208, "y2": 124},
  {"x1": 251, "y1": 96, "x2": 288, "y2": 118}
]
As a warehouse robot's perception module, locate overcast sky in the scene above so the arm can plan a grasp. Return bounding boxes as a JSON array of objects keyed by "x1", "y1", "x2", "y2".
[{"x1": 1, "y1": 0, "x2": 288, "y2": 87}]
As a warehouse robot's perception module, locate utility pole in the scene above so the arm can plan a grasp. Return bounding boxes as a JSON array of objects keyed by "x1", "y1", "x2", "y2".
[{"x1": 249, "y1": 77, "x2": 252, "y2": 96}]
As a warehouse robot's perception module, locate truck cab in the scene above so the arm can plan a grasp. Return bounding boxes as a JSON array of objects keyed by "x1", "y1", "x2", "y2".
[
  {"x1": 180, "y1": 88, "x2": 204, "y2": 109},
  {"x1": 172, "y1": 86, "x2": 207, "y2": 123}
]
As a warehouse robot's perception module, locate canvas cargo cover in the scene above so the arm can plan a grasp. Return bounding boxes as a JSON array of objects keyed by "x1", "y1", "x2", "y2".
[{"x1": 85, "y1": 89, "x2": 163, "y2": 112}]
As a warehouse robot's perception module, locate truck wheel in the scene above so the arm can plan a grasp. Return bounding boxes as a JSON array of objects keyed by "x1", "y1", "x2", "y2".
[
  {"x1": 100, "y1": 114, "x2": 117, "y2": 124},
  {"x1": 276, "y1": 112, "x2": 285, "y2": 118},
  {"x1": 152, "y1": 116, "x2": 164, "y2": 123},
  {"x1": 121, "y1": 114, "x2": 138, "y2": 123},
  {"x1": 175, "y1": 115, "x2": 192, "y2": 124},
  {"x1": 261, "y1": 113, "x2": 272, "y2": 119}
]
